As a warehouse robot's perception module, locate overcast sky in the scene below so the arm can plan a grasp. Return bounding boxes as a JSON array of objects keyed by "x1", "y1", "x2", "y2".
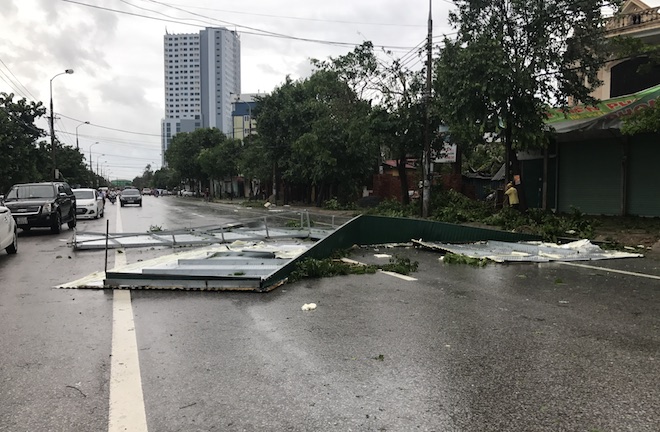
[
  {"x1": 1, "y1": 0, "x2": 657, "y2": 181},
  {"x1": 0, "y1": 0, "x2": 453, "y2": 181}
]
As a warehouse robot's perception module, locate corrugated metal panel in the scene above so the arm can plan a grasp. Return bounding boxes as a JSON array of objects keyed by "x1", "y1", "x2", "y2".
[
  {"x1": 412, "y1": 239, "x2": 643, "y2": 262},
  {"x1": 94, "y1": 215, "x2": 544, "y2": 292},
  {"x1": 261, "y1": 215, "x2": 542, "y2": 291},
  {"x1": 628, "y1": 135, "x2": 660, "y2": 216},
  {"x1": 103, "y1": 243, "x2": 309, "y2": 291},
  {"x1": 558, "y1": 140, "x2": 622, "y2": 215}
]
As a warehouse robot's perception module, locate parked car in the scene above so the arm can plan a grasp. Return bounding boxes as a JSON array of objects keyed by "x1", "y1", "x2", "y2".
[
  {"x1": 120, "y1": 188, "x2": 142, "y2": 207},
  {"x1": 181, "y1": 190, "x2": 195, "y2": 197},
  {"x1": 141, "y1": 188, "x2": 152, "y2": 196},
  {"x1": 0, "y1": 202, "x2": 18, "y2": 254},
  {"x1": 73, "y1": 188, "x2": 105, "y2": 219},
  {"x1": 3, "y1": 182, "x2": 77, "y2": 234}
]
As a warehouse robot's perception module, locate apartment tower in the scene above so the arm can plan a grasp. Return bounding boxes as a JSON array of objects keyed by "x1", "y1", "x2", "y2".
[{"x1": 161, "y1": 27, "x2": 241, "y2": 165}]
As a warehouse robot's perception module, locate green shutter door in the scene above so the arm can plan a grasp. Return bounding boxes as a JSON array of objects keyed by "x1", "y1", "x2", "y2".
[
  {"x1": 558, "y1": 140, "x2": 622, "y2": 215},
  {"x1": 522, "y1": 157, "x2": 557, "y2": 210},
  {"x1": 628, "y1": 135, "x2": 660, "y2": 217}
]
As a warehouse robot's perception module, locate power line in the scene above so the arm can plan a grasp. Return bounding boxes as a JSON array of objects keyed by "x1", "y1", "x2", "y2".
[
  {"x1": 0, "y1": 70, "x2": 30, "y2": 101},
  {"x1": 145, "y1": 0, "x2": 419, "y2": 50},
  {"x1": 152, "y1": 0, "x2": 426, "y2": 28},
  {"x1": 60, "y1": 0, "x2": 418, "y2": 50},
  {"x1": 54, "y1": 117, "x2": 76, "y2": 147},
  {"x1": 56, "y1": 113, "x2": 163, "y2": 137},
  {"x1": 402, "y1": 57, "x2": 424, "y2": 71},
  {"x1": 398, "y1": 38, "x2": 427, "y2": 65},
  {"x1": 400, "y1": 50, "x2": 425, "y2": 69},
  {"x1": 116, "y1": 0, "x2": 220, "y2": 28},
  {"x1": 0, "y1": 57, "x2": 38, "y2": 101},
  {"x1": 57, "y1": 130, "x2": 161, "y2": 149},
  {"x1": 85, "y1": 150, "x2": 161, "y2": 162}
]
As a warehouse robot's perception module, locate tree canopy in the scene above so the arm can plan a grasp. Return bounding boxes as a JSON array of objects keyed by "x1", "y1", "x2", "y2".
[
  {"x1": 312, "y1": 42, "x2": 433, "y2": 204},
  {"x1": 0, "y1": 93, "x2": 47, "y2": 192},
  {"x1": 1, "y1": 92, "x2": 96, "y2": 191},
  {"x1": 165, "y1": 128, "x2": 226, "y2": 185},
  {"x1": 435, "y1": 0, "x2": 621, "y2": 183},
  {"x1": 253, "y1": 69, "x2": 379, "y2": 204}
]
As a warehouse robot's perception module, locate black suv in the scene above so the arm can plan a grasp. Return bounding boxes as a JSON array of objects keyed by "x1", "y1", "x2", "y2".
[{"x1": 3, "y1": 182, "x2": 77, "y2": 233}]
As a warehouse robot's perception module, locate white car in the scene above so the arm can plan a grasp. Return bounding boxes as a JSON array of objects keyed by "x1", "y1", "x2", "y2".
[
  {"x1": 73, "y1": 188, "x2": 105, "y2": 219},
  {"x1": 0, "y1": 203, "x2": 18, "y2": 254}
]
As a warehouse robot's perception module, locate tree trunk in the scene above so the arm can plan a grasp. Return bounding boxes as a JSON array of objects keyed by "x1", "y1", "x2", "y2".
[
  {"x1": 504, "y1": 123, "x2": 527, "y2": 212},
  {"x1": 450, "y1": 147, "x2": 463, "y2": 192},
  {"x1": 272, "y1": 162, "x2": 277, "y2": 202},
  {"x1": 315, "y1": 182, "x2": 324, "y2": 207},
  {"x1": 283, "y1": 180, "x2": 289, "y2": 205},
  {"x1": 504, "y1": 124, "x2": 512, "y2": 185},
  {"x1": 397, "y1": 153, "x2": 410, "y2": 205},
  {"x1": 229, "y1": 174, "x2": 234, "y2": 201}
]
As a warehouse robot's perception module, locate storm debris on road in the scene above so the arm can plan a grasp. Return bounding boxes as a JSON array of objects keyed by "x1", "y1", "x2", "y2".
[{"x1": 414, "y1": 239, "x2": 643, "y2": 263}]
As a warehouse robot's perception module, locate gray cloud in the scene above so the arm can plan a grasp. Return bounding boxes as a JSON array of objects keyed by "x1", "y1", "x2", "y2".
[
  {"x1": 256, "y1": 62, "x2": 281, "y2": 76},
  {"x1": 2, "y1": 0, "x2": 456, "y2": 178}
]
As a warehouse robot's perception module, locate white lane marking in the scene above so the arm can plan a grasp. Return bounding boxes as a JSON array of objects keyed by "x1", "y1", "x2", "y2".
[
  {"x1": 380, "y1": 270, "x2": 418, "y2": 281},
  {"x1": 191, "y1": 213, "x2": 204, "y2": 217},
  {"x1": 109, "y1": 291, "x2": 148, "y2": 432},
  {"x1": 557, "y1": 261, "x2": 660, "y2": 280},
  {"x1": 108, "y1": 204, "x2": 148, "y2": 432}
]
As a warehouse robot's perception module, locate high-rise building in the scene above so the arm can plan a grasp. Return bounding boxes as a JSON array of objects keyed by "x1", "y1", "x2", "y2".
[{"x1": 161, "y1": 27, "x2": 241, "y2": 166}]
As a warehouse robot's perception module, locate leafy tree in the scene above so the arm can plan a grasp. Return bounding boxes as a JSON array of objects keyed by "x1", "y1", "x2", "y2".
[
  {"x1": 312, "y1": 42, "x2": 431, "y2": 204},
  {"x1": 621, "y1": 106, "x2": 660, "y2": 135},
  {"x1": 252, "y1": 77, "x2": 301, "y2": 202},
  {"x1": 311, "y1": 41, "x2": 380, "y2": 100},
  {"x1": 198, "y1": 137, "x2": 242, "y2": 198},
  {"x1": 238, "y1": 134, "x2": 272, "y2": 198},
  {"x1": 152, "y1": 167, "x2": 180, "y2": 191},
  {"x1": 131, "y1": 165, "x2": 155, "y2": 190},
  {"x1": 0, "y1": 93, "x2": 47, "y2": 192},
  {"x1": 254, "y1": 70, "x2": 379, "y2": 205},
  {"x1": 435, "y1": 0, "x2": 621, "y2": 206},
  {"x1": 286, "y1": 70, "x2": 377, "y2": 204},
  {"x1": 54, "y1": 144, "x2": 92, "y2": 186},
  {"x1": 165, "y1": 128, "x2": 224, "y2": 188}
]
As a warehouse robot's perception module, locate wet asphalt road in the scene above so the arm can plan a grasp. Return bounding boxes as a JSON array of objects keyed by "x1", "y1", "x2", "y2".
[{"x1": 0, "y1": 196, "x2": 658, "y2": 431}]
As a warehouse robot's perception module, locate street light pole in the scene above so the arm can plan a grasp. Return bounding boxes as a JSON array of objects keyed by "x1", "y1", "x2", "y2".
[
  {"x1": 89, "y1": 141, "x2": 100, "y2": 187},
  {"x1": 89, "y1": 142, "x2": 100, "y2": 172},
  {"x1": 93, "y1": 155, "x2": 105, "y2": 188},
  {"x1": 50, "y1": 69, "x2": 74, "y2": 179},
  {"x1": 75, "y1": 121, "x2": 89, "y2": 150}
]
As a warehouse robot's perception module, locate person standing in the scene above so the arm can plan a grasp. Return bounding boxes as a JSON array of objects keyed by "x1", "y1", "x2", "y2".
[{"x1": 504, "y1": 182, "x2": 520, "y2": 211}]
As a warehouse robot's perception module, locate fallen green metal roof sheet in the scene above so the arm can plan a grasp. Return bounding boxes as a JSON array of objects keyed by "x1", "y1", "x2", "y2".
[{"x1": 63, "y1": 215, "x2": 543, "y2": 291}]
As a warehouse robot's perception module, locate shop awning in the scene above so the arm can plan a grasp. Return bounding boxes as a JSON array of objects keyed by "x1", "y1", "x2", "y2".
[{"x1": 546, "y1": 84, "x2": 660, "y2": 136}]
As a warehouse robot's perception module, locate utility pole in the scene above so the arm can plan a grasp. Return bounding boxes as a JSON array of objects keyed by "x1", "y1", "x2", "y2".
[
  {"x1": 422, "y1": 0, "x2": 433, "y2": 218},
  {"x1": 50, "y1": 96, "x2": 56, "y2": 179}
]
